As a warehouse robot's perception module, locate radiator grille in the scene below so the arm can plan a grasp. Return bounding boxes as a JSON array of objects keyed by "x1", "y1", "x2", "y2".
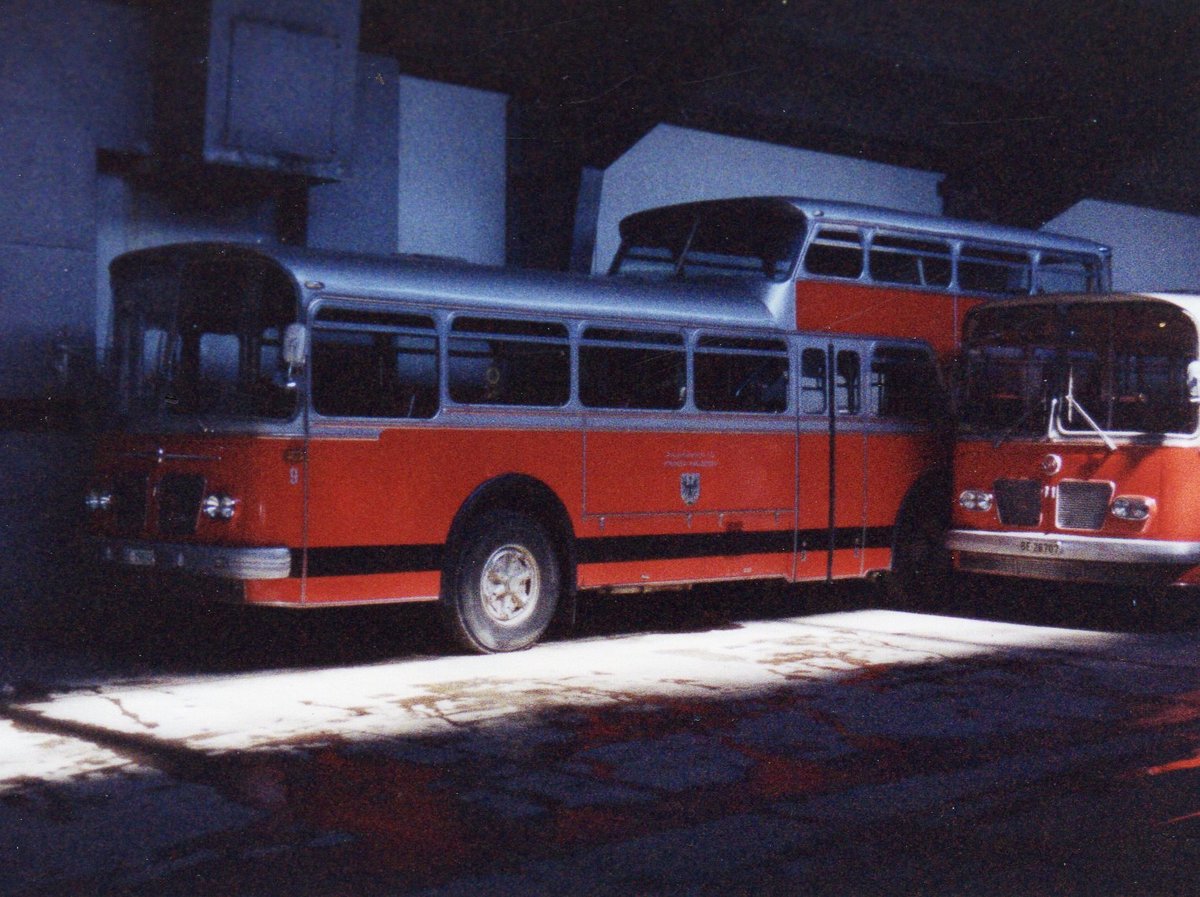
[
  {"x1": 1056, "y1": 480, "x2": 1113, "y2": 531},
  {"x1": 994, "y1": 478, "x2": 1041, "y2": 527},
  {"x1": 158, "y1": 474, "x2": 205, "y2": 537}
]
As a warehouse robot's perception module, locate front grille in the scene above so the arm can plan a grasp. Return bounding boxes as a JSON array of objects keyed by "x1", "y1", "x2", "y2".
[
  {"x1": 158, "y1": 474, "x2": 205, "y2": 536},
  {"x1": 113, "y1": 472, "x2": 149, "y2": 535},
  {"x1": 994, "y1": 478, "x2": 1041, "y2": 526},
  {"x1": 1056, "y1": 480, "x2": 1113, "y2": 531}
]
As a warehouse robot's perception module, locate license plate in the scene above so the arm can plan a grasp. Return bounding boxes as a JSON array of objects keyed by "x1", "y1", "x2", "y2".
[
  {"x1": 1018, "y1": 540, "x2": 1063, "y2": 557},
  {"x1": 122, "y1": 547, "x2": 155, "y2": 566}
]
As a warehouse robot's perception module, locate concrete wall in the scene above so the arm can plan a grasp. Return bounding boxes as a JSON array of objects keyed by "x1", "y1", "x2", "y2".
[
  {"x1": 1045, "y1": 200, "x2": 1200, "y2": 292},
  {"x1": 0, "y1": 0, "x2": 510, "y2": 637},
  {"x1": 308, "y1": 68, "x2": 507, "y2": 265},
  {"x1": 592, "y1": 123, "x2": 946, "y2": 273},
  {"x1": 0, "y1": 0, "x2": 149, "y2": 398},
  {"x1": 396, "y1": 76, "x2": 507, "y2": 265}
]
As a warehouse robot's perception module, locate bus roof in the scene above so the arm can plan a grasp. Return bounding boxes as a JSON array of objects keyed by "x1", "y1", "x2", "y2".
[
  {"x1": 110, "y1": 241, "x2": 797, "y2": 332},
  {"x1": 961, "y1": 290, "x2": 1200, "y2": 323},
  {"x1": 619, "y1": 196, "x2": 1112, "y2": 258}
]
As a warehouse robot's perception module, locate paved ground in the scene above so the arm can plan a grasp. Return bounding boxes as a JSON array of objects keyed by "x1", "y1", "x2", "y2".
[{"x1": 2, "y1": 582, "x2": 1199, "y2": 896}]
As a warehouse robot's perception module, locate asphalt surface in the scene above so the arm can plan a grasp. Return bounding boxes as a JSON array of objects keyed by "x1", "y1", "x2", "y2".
[{"x1": 2, "y1": 581, "x2": 1199, "y2": 896}]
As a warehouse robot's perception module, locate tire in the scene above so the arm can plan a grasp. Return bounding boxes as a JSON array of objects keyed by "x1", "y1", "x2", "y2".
[
  {"x1": 441, "y1": 509, "x2": 560, "y2": 653},
  {"x1": 885, "y1": 492, "x2": 952, "y2": 608}
]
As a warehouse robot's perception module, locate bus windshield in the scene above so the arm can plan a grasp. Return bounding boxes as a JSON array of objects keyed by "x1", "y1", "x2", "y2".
[
  {"x1": 110, "y1": 253, "x2": 300, "y2": 422},
  {"x1": 611, "y1": 202, "x2": 805, "y2": 283},
  {"x1": 958, "y1": 300, "x2": 1199, "y2": 438}
]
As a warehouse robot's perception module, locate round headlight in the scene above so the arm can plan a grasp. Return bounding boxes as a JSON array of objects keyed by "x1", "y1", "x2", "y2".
[
  {"x1": 958, "y1": 490, "x2": 993, "y2": 512},
  {"x1": 1111, "y1": 496, "x2": 1151, "y2": 521},
  {"x1": 85, "y1": 489, "x2": 113, "y2": 512},
  {"x1": 202, "y1": 493, "x2": 239, "y2": 521}
]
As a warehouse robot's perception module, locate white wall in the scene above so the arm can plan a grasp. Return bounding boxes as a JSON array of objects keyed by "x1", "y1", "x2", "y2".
[
  {"x1": 309, "y1": 72, "x2": 508, "y2": 265},
  {"x1": 593, "y1": 124, "x2": 945, "y2": 273},
  {"x1": 1045, "y1": 200, "x2": 1200, "y2": 292},
  {"x1": 307, "y1": 54, "x2": 401, "y2": 256},
  {"x1": 397, "y1": 77, "x2": 507, "y2": 265}
]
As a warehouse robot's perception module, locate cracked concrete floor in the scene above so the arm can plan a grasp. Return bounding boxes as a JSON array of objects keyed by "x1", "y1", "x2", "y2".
[{"x1": 2, "y1": 585, "x2": 1199, "y2": 895}]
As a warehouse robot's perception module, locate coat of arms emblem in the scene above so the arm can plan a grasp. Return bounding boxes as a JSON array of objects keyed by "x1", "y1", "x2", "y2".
[{"x1": 680, "y1": 472, "x2": 701, "y2": 505}]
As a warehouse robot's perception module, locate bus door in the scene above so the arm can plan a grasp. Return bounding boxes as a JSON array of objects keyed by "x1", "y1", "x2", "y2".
[
  {"x1": 796, "y1": 339, "x2": 867, "y2": 580},
  {"x1": 579, "y1": 326, "x2": 796, "y2": 588},
  {"x1": 301, "y1": 304, "x2": 443, "y2": 603}
]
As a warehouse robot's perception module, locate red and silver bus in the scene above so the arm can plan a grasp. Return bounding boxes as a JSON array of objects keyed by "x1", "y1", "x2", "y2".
[
  {"x1": 947, "y1": 292, "x2": 1200, "y2": 590},
  {"x1": 86, "y1": 244, "x2": 950, "y2": 652},
  {"x1": 609, "y1": 197, "x2": 1111, "y2": 361}
]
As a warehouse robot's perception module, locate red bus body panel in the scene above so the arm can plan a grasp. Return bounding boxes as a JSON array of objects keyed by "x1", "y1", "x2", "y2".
[{"x1": 951, "y1": 438, "x2": 1200, "y2": 585}]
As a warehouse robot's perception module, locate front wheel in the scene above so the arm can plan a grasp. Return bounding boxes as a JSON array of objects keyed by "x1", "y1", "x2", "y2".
[{"x1": 442, "y1": 510, "x2": 560, "y2": 653}]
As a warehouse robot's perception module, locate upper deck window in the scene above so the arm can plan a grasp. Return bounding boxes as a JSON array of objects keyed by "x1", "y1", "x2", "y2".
[
  {"x1": 958, "y1": 244, "x2": 1031, "y2": 295},
  {"x1": 1037, "y1": 252, "x2": 1101, "y2": 294},
  {"x1": 611, "y1": 203, "x2": 804, "y2": 283},
  {"x1": 804, "y1": 227, "x2": 864, "y2": 280},
  {"x1": 869, "y1": 234, "x2": 952, "y2": 288}
]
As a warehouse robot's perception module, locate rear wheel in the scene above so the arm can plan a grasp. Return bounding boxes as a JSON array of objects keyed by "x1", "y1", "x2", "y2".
[{"x1": 442, "y1": 510, "x2": 560, "y2": 653}]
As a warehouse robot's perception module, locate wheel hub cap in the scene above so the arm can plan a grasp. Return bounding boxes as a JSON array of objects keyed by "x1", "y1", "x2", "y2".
[{"x1": 480, "y1": 543, "x2": 540, "y2": 625}]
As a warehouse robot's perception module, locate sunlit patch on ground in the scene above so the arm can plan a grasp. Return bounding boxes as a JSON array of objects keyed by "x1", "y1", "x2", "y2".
[{"x1": 2, "y1": 603, "x2": 1199, "y2": 895}]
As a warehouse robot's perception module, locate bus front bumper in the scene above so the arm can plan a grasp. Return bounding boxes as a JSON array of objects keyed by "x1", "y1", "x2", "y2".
[
  {"x1": 96, "y1": 539, "x2": 294, "y2": 580},
  {"x1": 946, "y1": 529, "x2": 1200, "y2": 583}
]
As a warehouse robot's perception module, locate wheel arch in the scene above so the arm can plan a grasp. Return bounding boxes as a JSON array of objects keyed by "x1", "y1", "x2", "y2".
[
  {"x1": 444, "y1": 474, "x2": 578, "y2": 604},
  {"x1": 891, "y1": 465, "x2": 953, "y2": 557}
]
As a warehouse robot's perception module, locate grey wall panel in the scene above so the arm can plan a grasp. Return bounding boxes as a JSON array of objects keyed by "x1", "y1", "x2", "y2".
[
  {"x1": 397, "y1": 76, "x2": 507, "y2": 266},
  {"x1": 0, "y1": 244, "x2": 95, "y2": 396},
  {"x1": 0, "y1": 0, "x2": 152, "y2": 153},
  {"x1": 307, "y1": 55, "x2": 401, "y2": 255},
  {"x1": 0, "y1": 104, "x2": 95, "y2": 249}
]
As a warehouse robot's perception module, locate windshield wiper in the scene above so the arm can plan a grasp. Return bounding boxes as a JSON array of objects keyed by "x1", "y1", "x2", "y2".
[{"x1": 1060, "y1": 367, "x2": 1117, "y2": 451}]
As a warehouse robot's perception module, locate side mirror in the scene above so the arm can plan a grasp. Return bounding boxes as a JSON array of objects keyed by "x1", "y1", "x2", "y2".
[
  {"x1": 282, "y1": 323, "x2": 307, "y2": 389},
  {"x1": 1188, "y1": 360, "x2": 1200, "y2": 403},
  {"x1": 282, "y1": 323, "x2": 308, "y2": 368}
]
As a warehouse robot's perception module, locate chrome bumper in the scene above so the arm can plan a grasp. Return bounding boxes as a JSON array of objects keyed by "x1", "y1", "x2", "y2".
[
  {"x1": 946, "y1": 529, "x2": 1200, "y2": 583},
  {"x1": 96, "y1": 539, "x2": 294, "y2": 580}
]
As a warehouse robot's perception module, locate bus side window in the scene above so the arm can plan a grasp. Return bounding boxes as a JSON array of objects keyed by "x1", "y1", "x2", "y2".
[
  {"x1": 448, "y1": 317, "x2": 569, "y2": 407},
  {"x1": 312, "y1": 310, "x2": 439, "y2": 419},
  {"x1": 869, "y1": 234, "x2": 952, "y2": 288},
  {"x1": 580, "y1": 327, "x2": 686, "y2": 410},
  {"x1": 836, "y1": 350, "x2": 861, "y2": 414},
  {"x1": 803, "y1": 227, "x2": 864, "y2": 279},
  {"x1": 694, "y1": 335, "x2": 789, "y2": 413},
  {"x1": 1037, "y1": 253, "x2": 1097, "y2": 293},
  {"x1": 959, "y1": 244, "x2": 1032, "y2": 295},
  {"x1": 800, "y1": 348, "x2": 827, "y2": 414},
  {"x1": 871, "y1": 347, "x2": 942, "y2": 423}
]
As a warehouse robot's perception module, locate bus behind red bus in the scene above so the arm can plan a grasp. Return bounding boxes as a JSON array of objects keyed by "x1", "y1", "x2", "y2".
[{"x1": 947, "y1": 292, "x2": 1200, "y2": 592}]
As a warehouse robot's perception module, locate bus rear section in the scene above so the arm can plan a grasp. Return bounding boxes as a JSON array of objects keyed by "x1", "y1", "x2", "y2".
[
  {"x1": 609, "y1": 196, "x2": 1111, "y2": 365},
  {"x1": 947, "y1": 294, "x2": 1200, "y2": 589}
]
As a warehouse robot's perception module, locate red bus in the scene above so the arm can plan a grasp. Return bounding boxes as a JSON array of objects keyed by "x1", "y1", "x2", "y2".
[
  {"x1": 947, "y1": 292, "x2": 1200, "y2": 593},
  {"x1": 610, "y1": 197, "x2": 1111, "y2": 361}
]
